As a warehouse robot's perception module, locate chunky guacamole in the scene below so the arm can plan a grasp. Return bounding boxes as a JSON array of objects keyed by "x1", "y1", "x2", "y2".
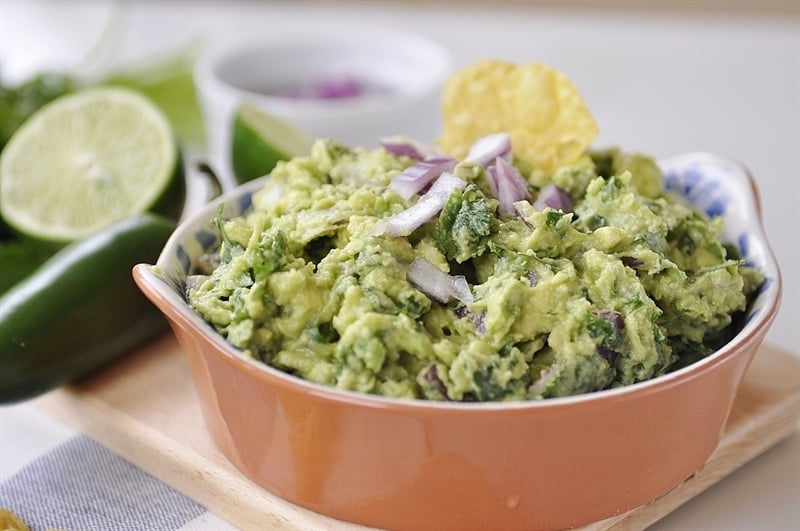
[{"x1": 187, "y1": 139, "x2": 763, "y2": 401}]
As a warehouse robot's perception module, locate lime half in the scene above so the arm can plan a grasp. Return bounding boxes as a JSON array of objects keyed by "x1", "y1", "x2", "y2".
[
  {"x1": 231, "y1": 103, "x2": 314, "y2": 184},
  {"x1": 0, "y1": 87, "x2": 182, "y2": 244}
]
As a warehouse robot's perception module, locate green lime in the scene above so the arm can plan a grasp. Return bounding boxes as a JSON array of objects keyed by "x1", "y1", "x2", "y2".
[
  {"x1": 231, "y1": 103, "x2": 314, "y2": 184},
  {"x1": 103, "y1": 48, "x2": 206, "y2": 148},
  {"x1": 0, "y1": 87, "x2": 184, "y2": 245}
]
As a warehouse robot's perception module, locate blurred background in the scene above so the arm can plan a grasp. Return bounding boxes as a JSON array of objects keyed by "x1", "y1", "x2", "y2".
[{"x1": 1, "y1": 0, "x2": 797, "y2": 357}]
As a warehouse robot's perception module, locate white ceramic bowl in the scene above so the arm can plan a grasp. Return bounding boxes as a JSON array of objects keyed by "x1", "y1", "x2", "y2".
[{"x1": 194, "y1": 27, "x2": 452, "y2": 187}]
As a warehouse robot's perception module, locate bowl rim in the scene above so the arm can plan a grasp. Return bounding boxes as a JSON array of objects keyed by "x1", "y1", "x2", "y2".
[
  {"x1": 193, "y1": 26, "x2": 453, "y2": 116},
  {"x1": 136, "y1": 151, "x2": 783, "y2": 412}
]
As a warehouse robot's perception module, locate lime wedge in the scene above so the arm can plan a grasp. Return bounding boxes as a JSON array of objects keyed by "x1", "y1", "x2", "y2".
[
  {"x1": 103, "y1": 47, "x2": 206, "y2": 148},
  {"x1": 0, "y1": 87, "x2": 183, "y2": 244},
  {"x1": 231, "y1": 103, "x2": 314, "y2": 183}
]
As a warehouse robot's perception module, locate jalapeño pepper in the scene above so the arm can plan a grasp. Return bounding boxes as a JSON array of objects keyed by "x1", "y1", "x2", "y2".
[
  {"x1": 0, "y1": 241, "x2": 42, "y2": 294},
  {"x1": 0, "y1": 213, "x2": 175, "y2": 403}
]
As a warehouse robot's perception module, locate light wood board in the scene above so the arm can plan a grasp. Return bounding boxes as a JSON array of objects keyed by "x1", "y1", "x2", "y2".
[{"x1": 36, "y1": 339, "x2": 800, "y2": 531}]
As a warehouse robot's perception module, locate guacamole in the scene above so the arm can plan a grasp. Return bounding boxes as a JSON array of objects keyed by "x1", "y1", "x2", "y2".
[{"x1": 187, "y1": 139, "x2": 763, "y2": 401}]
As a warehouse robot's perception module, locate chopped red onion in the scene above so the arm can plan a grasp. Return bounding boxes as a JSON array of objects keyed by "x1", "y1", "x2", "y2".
[
  {"x1": 422, "y1": 365, "x2": 450, "y2": 399},
  {"x1": 592, "y1": 310, "x2": 624, "y2": 366},
  {"x1": 316, "y1": 76, "x2": 362, "y2": 99},
  {"x1": 533, "y1": 184, "x2": 573, "y2": 212},
  {"x1": 621, "y1": 256, "x2": 644, "y2": 269},
  {"x1": 185, "y1": 274, "x2": 207, "y2": 293},
  {"x1": 380, "y1": 136, "x2": 437, "y2": 160},
  {"x1": 597, "y1": 345, "x2": 619, "y2": 366},
  {"x1": 278, "y1": 74, "x2": 363, "y2": 100},
  {"x1": 454, "y1": 306, "x2": 470, "y2": 319},
  {"x1": 381, "y1": 172, "x2": 467, "y2": 236},
  {"x1": 473, "y1": 311, "x2": 487, "y2": 333},
  {"x1": 592, "y1": 309, "x2": 625, "y2": 331},
  {"x1": 407, "y1": 257, "x2": 473, "y2": 304},
  {"x1": 488, "y1": 157, "x2": 531, "y2": 215},
  {"x1": 389, "y1": 156, "x2": 457, "y2": 200},
  {"x1": 465, "y1": 132, "x2": 512, "y2": 168},
  {"x1": 528, "y1": 365, "x2": 560, "y2": 398},
  {"x1": 456, "y1": 308, "x2": 486, "y2": 333},
  {"x1": 512, "y1": 201, "x2": 535, "y2": 228}
]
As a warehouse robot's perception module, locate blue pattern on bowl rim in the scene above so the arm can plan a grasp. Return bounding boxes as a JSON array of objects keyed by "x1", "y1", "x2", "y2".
[
  {"x1": 659, "y1": 152, "x2": 779, "y2": 328},
  {"x1": 153, "y1": 152, "x2": 780, "y2": 357},
  {"x1": 156, "y1": 177, "x2": 265, "y2": 297}
]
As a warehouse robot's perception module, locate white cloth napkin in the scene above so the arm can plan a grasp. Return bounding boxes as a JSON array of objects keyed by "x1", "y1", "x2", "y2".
[{"x1": 0, "y1": 435, "x2": 234, "y2": 531}]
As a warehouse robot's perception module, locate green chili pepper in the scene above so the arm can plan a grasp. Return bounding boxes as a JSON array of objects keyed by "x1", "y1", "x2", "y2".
[
  {"x1": 0, "y1": 213, "x2": 175, "y2": 403},
  {"x1": 0, "y1": 241, "x2": 43, "y2": 294}
]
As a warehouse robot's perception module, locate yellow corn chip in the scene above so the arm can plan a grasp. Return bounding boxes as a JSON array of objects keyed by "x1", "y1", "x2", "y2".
[
  {"x1": 439, "y1": 59, "x2": 516, "y2": 158},
  {"x1": 440, "y1": 60, "x2": 598, "y2": 173},
  {"x1": 0, "y1": 509, "x2": 30, "y2": 531}
]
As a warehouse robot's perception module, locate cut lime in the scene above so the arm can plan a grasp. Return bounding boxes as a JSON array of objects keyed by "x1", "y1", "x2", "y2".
[
  {"x1": 0, "y1": 87, "x2": 183, "y2": 244},
  {"x1": 103, "y1": 47, "x2": 206, "y2": 149},
  {"x1": 231, "y1": 103, "x2": 314, "y2": 184}
]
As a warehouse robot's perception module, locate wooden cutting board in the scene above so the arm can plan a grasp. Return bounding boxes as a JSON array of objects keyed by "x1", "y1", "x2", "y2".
[{"x1": 36, "y1": 339, "x2": 800, "y2": 531}]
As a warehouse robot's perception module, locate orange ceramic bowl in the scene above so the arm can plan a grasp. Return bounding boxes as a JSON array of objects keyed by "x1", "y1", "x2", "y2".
[{"x1": 134, "y1": 152, "x2": 781, "y2": 530}]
